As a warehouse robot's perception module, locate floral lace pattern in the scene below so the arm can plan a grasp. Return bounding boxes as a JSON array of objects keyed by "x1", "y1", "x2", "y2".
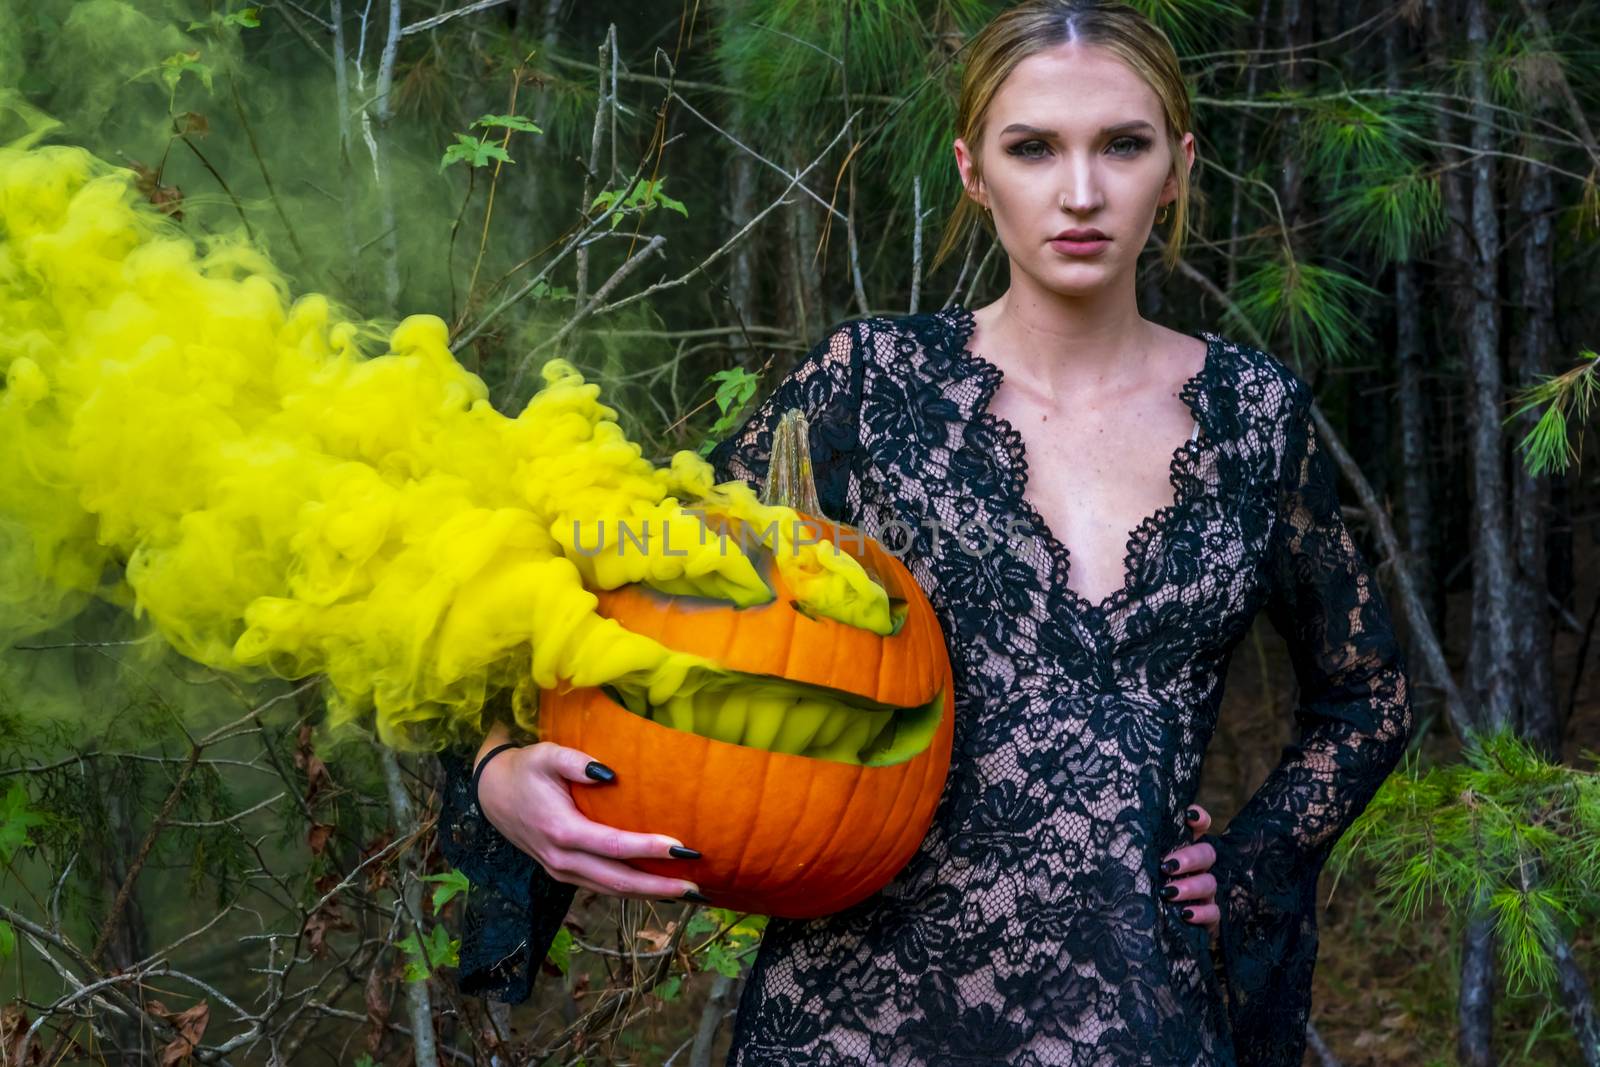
[{"x1": 436, "y1": 305, "x2": 1413, "y2": 1067}]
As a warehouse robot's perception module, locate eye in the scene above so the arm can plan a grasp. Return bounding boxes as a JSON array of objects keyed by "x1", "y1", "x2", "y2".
[
  {"x1": 1005, "y1": 139, "x2": 1050, "y2": 160},
  {"x1": 1108, "y1": 135, "x2": 1152, "y2": 156}
]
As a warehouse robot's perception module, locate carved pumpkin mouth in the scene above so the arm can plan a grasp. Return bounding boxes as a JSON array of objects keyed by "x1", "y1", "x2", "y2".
[{"x1": 599, "y1": 677, "x2": 945, "y2": 767}]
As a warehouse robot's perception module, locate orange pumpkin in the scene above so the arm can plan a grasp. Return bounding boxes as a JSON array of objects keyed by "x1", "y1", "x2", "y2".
[{"x1": 537, "y1": 411, "x2": 955, "y2": 918}]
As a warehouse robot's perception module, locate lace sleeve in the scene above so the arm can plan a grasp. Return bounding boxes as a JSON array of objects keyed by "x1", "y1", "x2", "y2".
[
  {"x1": 1203, "y1": 380, "x2": 1415, "y2": 1067},
  {"x1": 436, "y1": 743, "x2": 576, "y2": 1004},
  {"x1": 705, "y1": 320, "x2": 866, "y2": 518}
]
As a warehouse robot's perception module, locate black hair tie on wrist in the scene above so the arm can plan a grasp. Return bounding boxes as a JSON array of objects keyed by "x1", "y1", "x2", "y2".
[{"x1": 471, "y1": 742, "x2": 521, "y2": 807}]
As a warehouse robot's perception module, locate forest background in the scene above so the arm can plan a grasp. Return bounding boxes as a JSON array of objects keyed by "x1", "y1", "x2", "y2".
[{"x1": 1, "y1": 0, "x2": 1599, "y2": 1065}]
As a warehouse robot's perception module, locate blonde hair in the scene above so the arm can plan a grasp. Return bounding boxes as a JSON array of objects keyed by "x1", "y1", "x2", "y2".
[{"x1": 932, "y1": 0, "x2": 1198, "y2": 275}]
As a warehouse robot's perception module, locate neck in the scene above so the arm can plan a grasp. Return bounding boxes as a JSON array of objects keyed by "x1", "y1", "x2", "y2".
[{"x1": 976, "y1": 271, "x2": 1156, "y2": 403}]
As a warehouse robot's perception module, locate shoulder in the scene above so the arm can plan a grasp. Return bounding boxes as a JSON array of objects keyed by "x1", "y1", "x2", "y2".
[
  {"x1": 809, "y1": 308, "x2": 957, "y2": 356},
  {"x1": 1205, "y1": 330, "x2": 1313, "y2": 423}
]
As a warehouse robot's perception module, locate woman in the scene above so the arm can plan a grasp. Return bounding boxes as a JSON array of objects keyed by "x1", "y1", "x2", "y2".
[{"x1": 438, "y1": 2, "x2": 1414, "y2": 1064}]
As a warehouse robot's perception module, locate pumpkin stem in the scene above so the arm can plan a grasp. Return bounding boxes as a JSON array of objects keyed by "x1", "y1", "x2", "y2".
[{"x1": 763, "y1": 408, "x2": 825, "y2": 516}]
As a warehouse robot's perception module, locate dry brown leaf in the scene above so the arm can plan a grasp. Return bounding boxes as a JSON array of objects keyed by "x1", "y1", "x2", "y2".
[
  {"x1": 294, "y1": 723, "x2": 332, "y2": 805},
  {"x1": 307, "y1": 822, "x2": 334, "y2": 857},
  {"x1": 2, "y1": 1003, "x2": 41, "y2": 1065},
  {"x1": 147, "y1": 998, "x2": 209, "y2": 1065},
  {"x1": 635, "y1": 922, "x2": 677, "y2": 953}
]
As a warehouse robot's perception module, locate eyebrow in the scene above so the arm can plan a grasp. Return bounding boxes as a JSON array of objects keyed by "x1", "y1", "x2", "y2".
[{"x1": 999, "y1": 121, "x2": 1156, "y2": 137}]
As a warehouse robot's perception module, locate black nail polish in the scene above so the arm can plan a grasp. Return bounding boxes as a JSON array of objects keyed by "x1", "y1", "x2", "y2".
[
  {"x1": 1181, "y1": 907, "x2": 1195, "y2": 921},
  {"x1": 669, "y1": 845, "x2": 702, "y2": 860},
  {"x1": 1160, "y1": 885, "x2": 1179, "y2": 900},
  {"x1": 682, "y1": 889, "x2": 710, "y2": 903},
  {"x1": 1161, "y1": 858, "x2": 1179, "y2": 874},
  {"x1": 1185, "y1": 807, "x2": 1200, "y2": 822},
  {"x1": 585, "y1": 760, "x2": 616, "y2": 782}
]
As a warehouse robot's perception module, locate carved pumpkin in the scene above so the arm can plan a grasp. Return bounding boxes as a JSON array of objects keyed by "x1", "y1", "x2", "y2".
[{"x1": 537, "y1": 410, "x2": 955, "y2": 918}]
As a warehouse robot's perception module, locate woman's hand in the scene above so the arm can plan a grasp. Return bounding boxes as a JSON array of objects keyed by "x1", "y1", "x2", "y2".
[
  {"x1": 1160, "y1": 804, "x2": 1219, "y2": 936},
  {"x1": 474, "y1": 732, "x2": 706, "y2": 904}
]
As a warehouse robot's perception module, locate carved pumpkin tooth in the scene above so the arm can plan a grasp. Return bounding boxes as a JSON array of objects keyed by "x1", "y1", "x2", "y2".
[
  {"x1": 770, "y1": 698, "x2": 830, "y2": 754},
  {"x1": 741, "y1": 690, "x2": 790, "y2": 750},
  {"x1": 707, "y1": 689, "x2": 750, "y2": 744},
  {"x1": 809, "y1": 702, "x2": 854, "y2": 748},
  {"x1": 692, "y1": 688, "x2": 719, "y2": 737},
  {"x1": 807, "y1": 713, "x2": 876, "y2": 764},
  {"x1": 659, "y1": 693, "x2": 697, "y2": 733}
]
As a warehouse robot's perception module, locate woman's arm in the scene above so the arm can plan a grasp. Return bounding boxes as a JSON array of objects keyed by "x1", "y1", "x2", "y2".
[
  {"x1": 436, "y1": 703, "x2": 578, "y2": 1004},
  {"x1": 1202, "y1": 378, "x2": 1415, "y2": 1067},
  {"x1": 475, "y1": 718, "x2": 513, "y2": 771}
]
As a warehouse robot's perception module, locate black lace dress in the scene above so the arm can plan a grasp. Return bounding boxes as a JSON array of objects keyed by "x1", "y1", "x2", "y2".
[{"x1": 436, "y1": 305, "x2": 1414, "y2": 1067}]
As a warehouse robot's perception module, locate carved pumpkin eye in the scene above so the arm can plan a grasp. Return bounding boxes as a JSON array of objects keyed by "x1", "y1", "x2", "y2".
[{"x1": 537, "y1": 410, "x2": 955, "y2": 918}]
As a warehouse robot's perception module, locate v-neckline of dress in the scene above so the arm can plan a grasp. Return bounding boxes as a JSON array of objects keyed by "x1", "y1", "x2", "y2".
[{"x1": 940, "y1": 303, "x2": 1218, "y2": 625}]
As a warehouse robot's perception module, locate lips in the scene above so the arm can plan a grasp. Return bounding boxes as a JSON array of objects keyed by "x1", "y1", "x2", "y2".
[{"x1": 1053, "y1": 229, "x2": 1108, "y2": 241}]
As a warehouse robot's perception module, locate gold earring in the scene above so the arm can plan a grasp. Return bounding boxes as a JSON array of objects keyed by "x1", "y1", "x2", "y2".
[{"x1": 1156, "y1": 203, "x2": 1171, "y2": 225}]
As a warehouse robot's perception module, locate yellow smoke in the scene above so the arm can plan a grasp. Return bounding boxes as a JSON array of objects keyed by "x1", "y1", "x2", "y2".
[{"x1": 0, "y1": 143, "x2": 890, "y2": 751}]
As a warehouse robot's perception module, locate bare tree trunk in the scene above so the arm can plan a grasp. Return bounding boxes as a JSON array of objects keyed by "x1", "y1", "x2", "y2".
[
  {"x1": 1510, "y1": 191, "x2": 1558, "y2": 757},
  {"x1": 1548, "y1": 925, "x2": 1600, "y2": 1067},
  {"x1": 1384, "y1": 11, "x2": 1437, "y2": 700},
  {"x1": 1277, "y1": 0, "x2": 1307, "y2": 266},
  {"x1": 510, "y1": 0, "x2": 568, "y2": 255},
  {"x1": 1463, "y1": 8, "x2": 1515, "y2": 1064},
  {"x1": 1427, "y1": 0, "x2": 1502, "y2": 1059},
  {"x1": 1463, "y1": 0, "x2": 1515, "y2": 736},
  {"x1": 725, "y1": 97, "x2": 761, "y2": 366},
  {"x1": 784, "y1": 148, "x2": 825, "y2": 342},
  {"x1": 688, "y1": 972, "x2": 740, "y2": 1067},
  {"x1": 1226, "y1": 0, "x2": 1273, "y2": 294},
  {"x1": 1509, "y1": 0, "x2": 1562, "y2": 758},
  {"x1": 382, "y1": 749, "x2": 441, "y2": 1067}
]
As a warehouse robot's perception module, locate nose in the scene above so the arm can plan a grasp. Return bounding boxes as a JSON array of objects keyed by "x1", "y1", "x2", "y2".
[{"x1": 1059, "y1": 151, "x2": 1104, "y2": 215}]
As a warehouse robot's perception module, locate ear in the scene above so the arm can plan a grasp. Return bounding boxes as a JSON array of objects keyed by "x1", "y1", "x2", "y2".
[
  {"x1": 953, "y1": 137, "x2": 987, "y2": 211},
  {"x1": 1159, "y1": 132, "x2": 1196, "y2": 205}
]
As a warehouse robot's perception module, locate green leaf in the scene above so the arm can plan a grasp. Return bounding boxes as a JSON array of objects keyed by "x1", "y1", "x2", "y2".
[
  {"x1": 0, "y1": 781, "x2": 45, "y2": 863},
  {"x1": 440, "y1": 134, "x2": 513, "y2": 172},
  {"x1": 0, "y1": 919, "x2": 14, "y2": 960},
  {"x1": 697, "y1": 368, "x2": 762, "y2": 457},
  {"x1": 424, "y1": 870, "x2": 470, "y2": 912},
  {"x1": 473, "y1": 113, "x2": 542, "y2": 134},
  {"x1": 545, "y1": 925, "x2": 573, "y2": 975},
  {"x1": 161, "y1": 50, "x2": 213, "y2": 94},
  {"x1": 652, "y1": 975, "x2": 682, "y2": 1001},
  {"x1": 589, "y1": 178, "x2": 690, "y2": 230},
  {"x1": 527, "y1": 279, "x2": 573, "y2": 302},
  {"x1": 398, "y1": 923, "x2": 460, "y2": 982},
  {"x1": 702, "y1": 940, "x2": 744, "y2": 978}
]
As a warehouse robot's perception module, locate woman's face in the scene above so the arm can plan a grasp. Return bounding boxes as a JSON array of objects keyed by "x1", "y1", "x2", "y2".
[{"x1": 953, "y1": 42, "x2": 1194, "y2": 295}]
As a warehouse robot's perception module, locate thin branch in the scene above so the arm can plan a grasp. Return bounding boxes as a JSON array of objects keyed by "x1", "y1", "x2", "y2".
[
  {"x1": 580, "y1": 112, "x2": 862, "y2": 322},
  {"x1": 401, "y1": 0, "x2": 514, "y2": 36}
]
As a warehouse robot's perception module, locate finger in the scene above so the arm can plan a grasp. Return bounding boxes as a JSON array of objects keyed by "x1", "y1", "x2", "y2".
[
  {"x1": 556, "y1": 814, "x2": 700, "y2": 863},
  {"x1": 550, "y1": 851, "x2": 700, "y2": 902},
  {"x1": 1183, "y1": 804, "x2": 1212, "y2": 837},
  {"x1": 1178, "y1": 902, "x2": 1220, "y2": 929},
  {"x1": 1159, "y1": 840, "x2": 1217, "y2": 877},
  {"x1": 538, "y1": 743, "x2": 619, "y2": 785},
  {"x1": 1158, "y1": 872, "x2": 1216, "y2": 903}
]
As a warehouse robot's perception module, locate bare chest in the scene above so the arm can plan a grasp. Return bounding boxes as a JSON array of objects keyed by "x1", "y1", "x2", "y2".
[{"x1": 986, "y1": 366, "x2": 1201, "y2": 608}]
